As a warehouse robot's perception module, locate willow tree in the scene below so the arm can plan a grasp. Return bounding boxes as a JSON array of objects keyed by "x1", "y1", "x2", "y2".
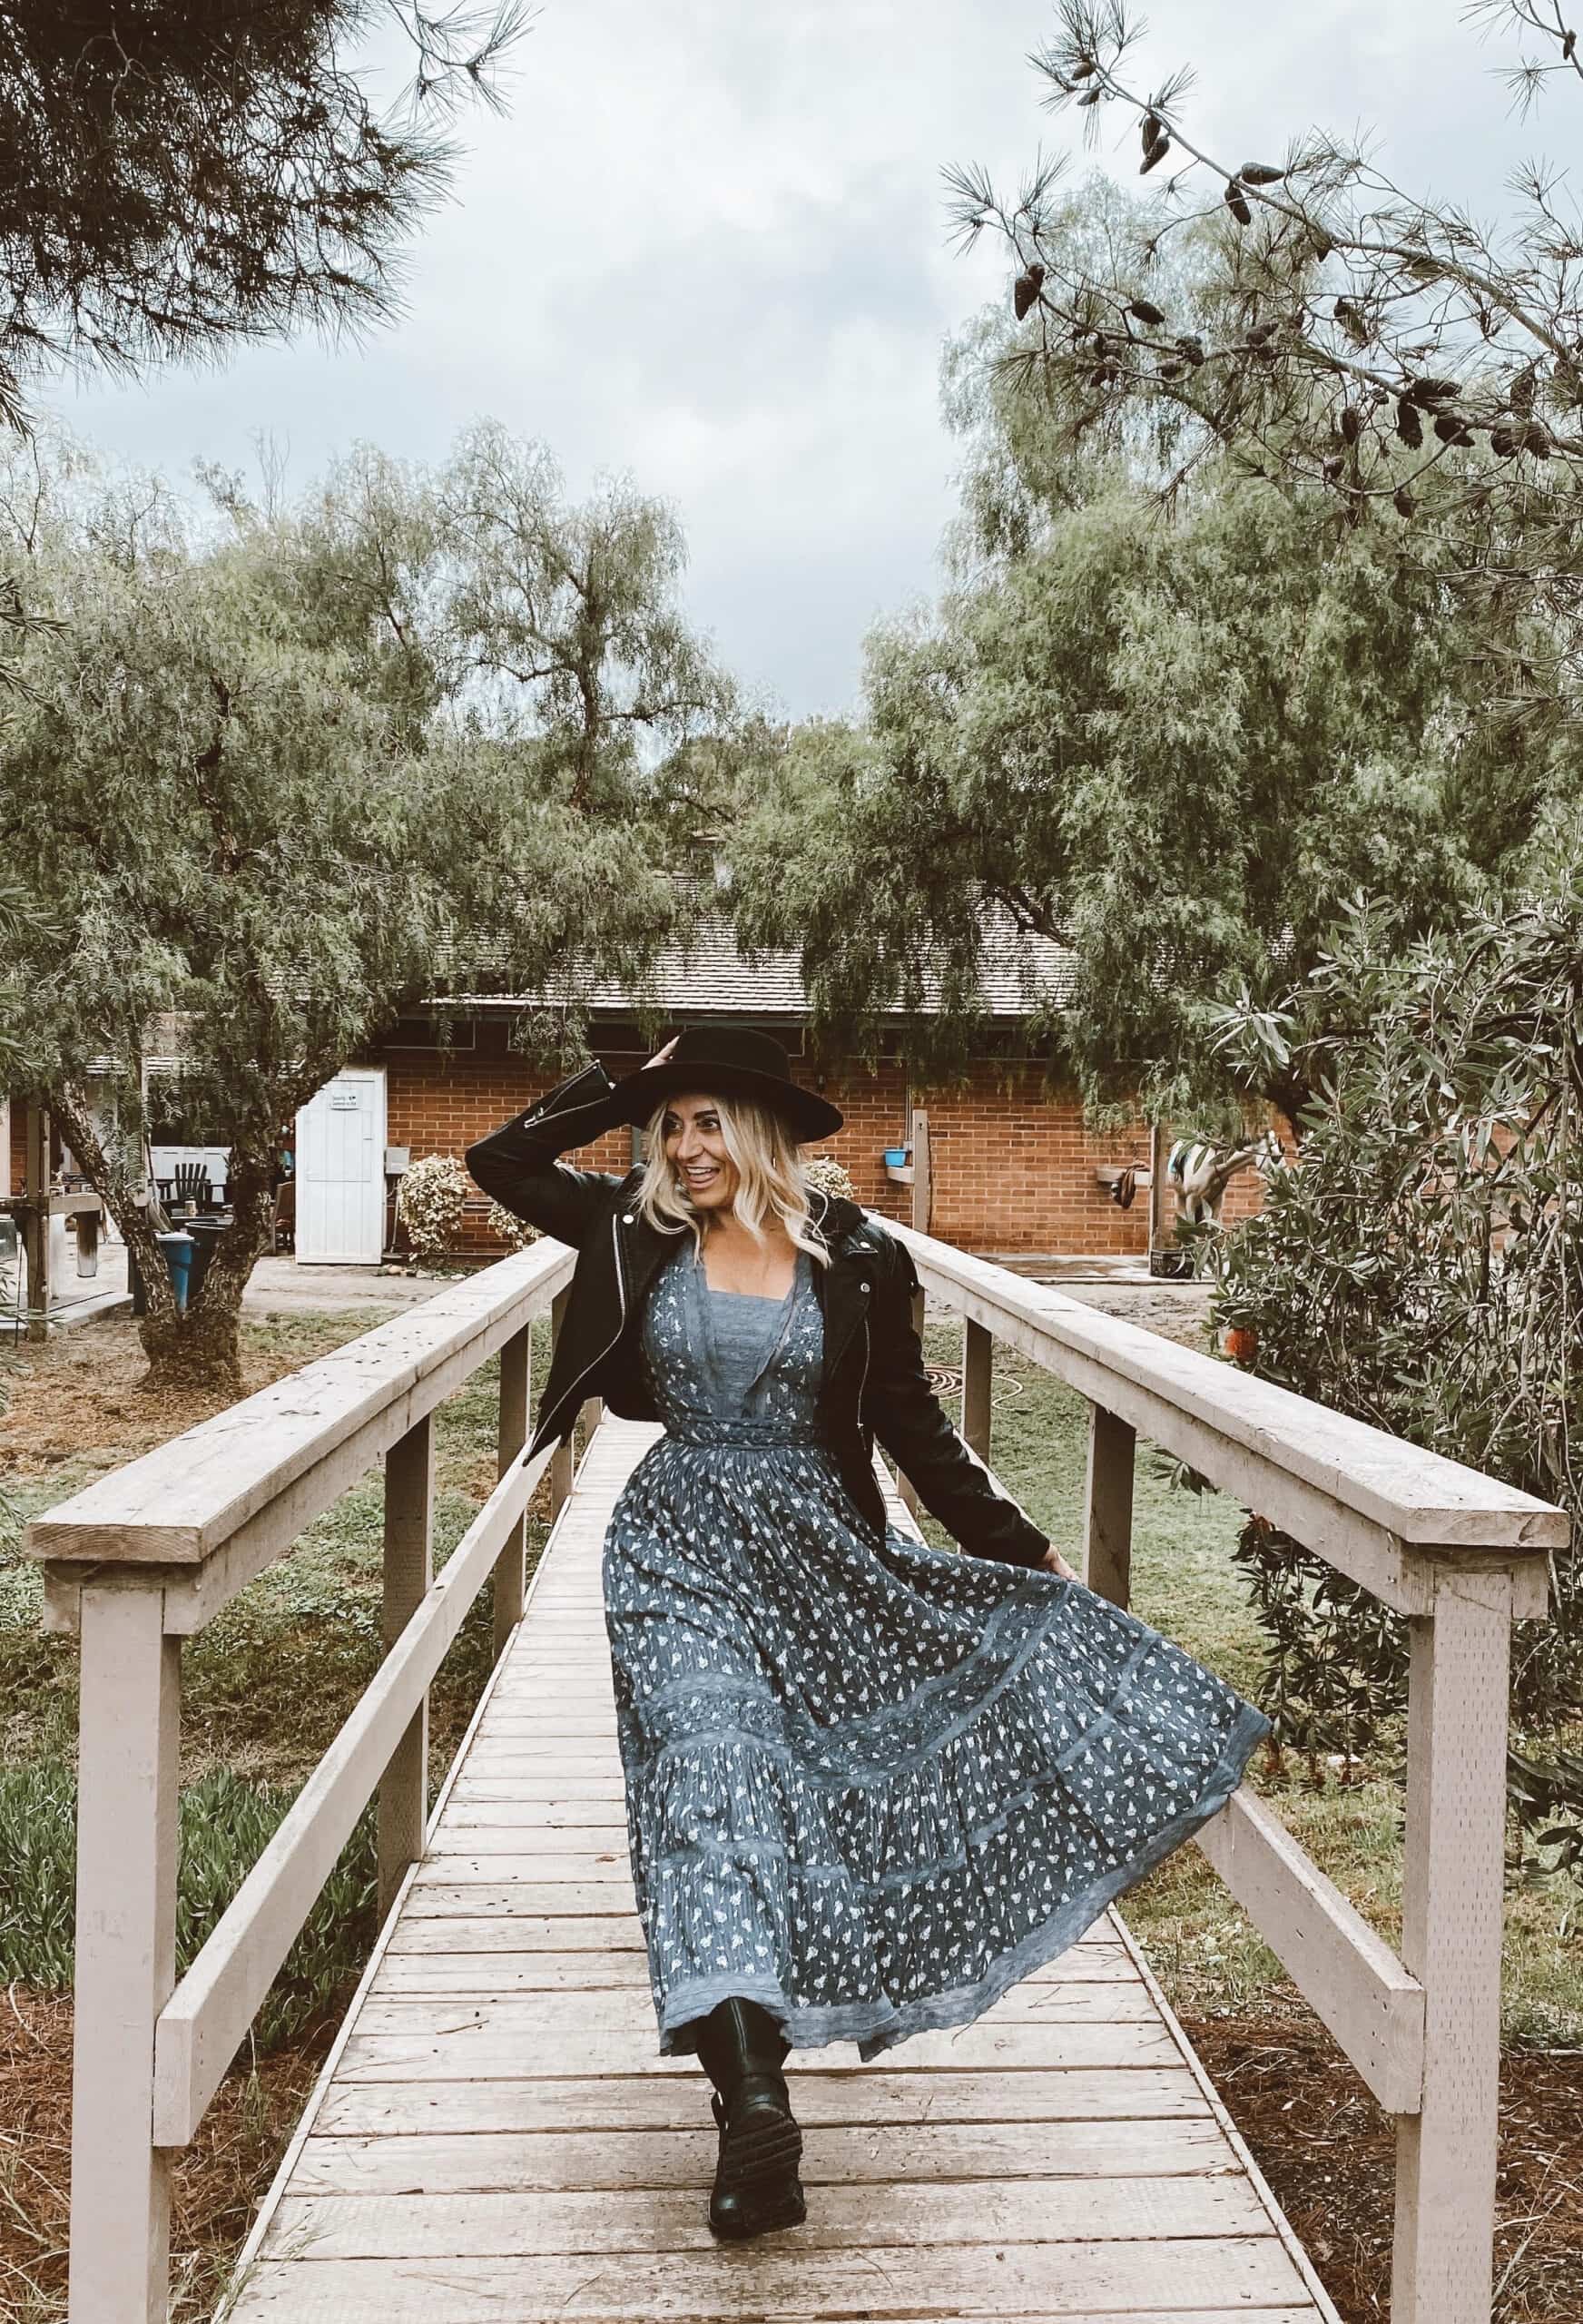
[
  {"x1": 1, "y1": 432, "x2": 734, "y2": 1387},
  {"x1": 727, "y1": 460, "x2": 1536, "y2": 1131}
]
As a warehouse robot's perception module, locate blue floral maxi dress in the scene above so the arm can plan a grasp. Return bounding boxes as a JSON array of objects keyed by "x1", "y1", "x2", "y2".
[{"x1": 601, "y1": 1234, "x2": 1270, "y2": 2063}]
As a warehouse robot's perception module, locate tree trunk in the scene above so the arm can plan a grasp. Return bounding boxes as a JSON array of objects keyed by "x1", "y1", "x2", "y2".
[
  {"x1": 45, "y1": 1085, "x2": 274, "y2": 1394},
  {"x1": 134, "y1": 1154, "x2": 274, "y2": 1393}
]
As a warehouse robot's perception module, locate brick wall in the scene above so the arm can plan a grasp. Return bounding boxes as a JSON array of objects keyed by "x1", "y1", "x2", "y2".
[{"x1": 382, "y1": 1033, "x2": 1273, "y2": 1257}]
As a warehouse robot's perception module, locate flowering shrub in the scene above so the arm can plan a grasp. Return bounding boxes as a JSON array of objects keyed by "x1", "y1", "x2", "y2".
[
  {"x1": 803, "y1": 1155, "x2": 855, "y2": 1204},
  {"x1": 485, "y1": 1196, "x2": 540, "y2": 1252},
  {"x1": 396, "y1": 1154, "x2": 469, "y2": 1264}
]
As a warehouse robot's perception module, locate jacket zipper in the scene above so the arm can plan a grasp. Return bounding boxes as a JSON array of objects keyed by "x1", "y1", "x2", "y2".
[{"x1": 540, "y1": 1209, "x2": 629, "y2": 1443}]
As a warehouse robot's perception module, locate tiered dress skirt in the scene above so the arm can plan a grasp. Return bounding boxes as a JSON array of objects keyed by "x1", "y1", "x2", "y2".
[{"x1": 601, "y1": 1233, "x2": 1269, "y2": 2061}]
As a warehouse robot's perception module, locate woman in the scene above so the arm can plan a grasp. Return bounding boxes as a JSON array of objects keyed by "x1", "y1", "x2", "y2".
[{"x1": 466, "y1": 1026, "x2": 1269, "y2": 2244}]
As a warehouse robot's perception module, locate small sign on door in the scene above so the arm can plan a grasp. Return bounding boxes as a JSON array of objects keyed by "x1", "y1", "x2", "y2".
[{"x1": 329, "y1": 1092, "x2": 360, "y2": 1112}]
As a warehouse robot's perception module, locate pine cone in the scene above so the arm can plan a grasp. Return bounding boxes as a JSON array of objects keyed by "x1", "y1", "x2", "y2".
[
  {"x1": 1394, "y1": 399, "x2": 1423, "y2": 448},
  {"x1": 1224, "y1": 181, "x2": 1253, "y2": 226},
  {"x1": 1140, "y1": 133, "x2": 1171, "y2": 174},
  {"x1": 1488, "y1": 424, "x2": 1517, "y2": 458},
  {"x1": 1013, "y1": 264, "x2": 1047, "y2": 320},
  {"x1": 1433, "y1": 411, "x2": 1474, "y2": 446},
  {"x1": 1129, "y1": 298, "x2": 1166, "y2": 327},
  {"x1": 1392, "y1": 486, "x2": 1416, "y2": 517},
  {"x1": 1340, "y1": 405, "x2": 1362, "y2": 444},
  {"x1": 1523, "y1": 420, "x2": 1553, "y2": 458},
  {"x1": 1404, "y1": 377, "x2": 1460, "y2": 405},
  {"x1": 1239, "y1": 162, "x2": 1286, "y2": 184}
]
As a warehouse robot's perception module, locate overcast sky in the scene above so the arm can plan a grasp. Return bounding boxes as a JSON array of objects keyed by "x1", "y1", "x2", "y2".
[{"x1": 63, "y1": 1, "x2": 1562, "y2": 719}]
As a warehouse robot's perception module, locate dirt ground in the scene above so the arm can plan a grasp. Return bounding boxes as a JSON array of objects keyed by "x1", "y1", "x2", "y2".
[
  {"x1": 1, "y1": 1988, "x2": 330, "y2": 2322},
  {"x1": 1185, "y1": 2004, "x2": 1583, "y2": 2321},
  {"x1": 0, "y1": 1307, "x2": 401, "y2": 1478}
]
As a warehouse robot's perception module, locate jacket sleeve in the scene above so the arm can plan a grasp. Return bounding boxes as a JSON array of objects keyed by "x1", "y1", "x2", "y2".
[
  {"x1": 464, "y1": 1060, "x2": 635, "y2": 1251},
  {"x1": 861, "y1": 1229, "x2": 1052, "y2": 1570}
]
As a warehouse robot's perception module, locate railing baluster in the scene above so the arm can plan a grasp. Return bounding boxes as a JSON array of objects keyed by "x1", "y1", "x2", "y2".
[
  {"x1": 962, "y1": 1317, "x2": 993, "y2": 1462},
  {"x1": 68, "y1": 1584, "x2": 180, "y2": 2324},
  {"x1": 1391, "y1": 1573, "x2": 1513, "y2": 2324},
  {"x1": 1082, "y1": 1403, "x2": 1136, "y2": 1608},
  {"x1": 492, "y1": 1324, "x2": 531, "y2": 1659},
  {"x1": 377, "y1": 1413, "x2": 434, "y2": 1918}
]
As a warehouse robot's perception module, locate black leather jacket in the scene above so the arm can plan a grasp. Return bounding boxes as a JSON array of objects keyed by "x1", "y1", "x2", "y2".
[{"x1": 465, "y1": 1061, "x2": 1052, "y2": 1568}]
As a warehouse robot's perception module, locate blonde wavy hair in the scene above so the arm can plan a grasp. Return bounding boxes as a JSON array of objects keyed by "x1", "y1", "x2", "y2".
[{"x1": 633, "y1": 1088, "x2": 833, "y2": 1268}]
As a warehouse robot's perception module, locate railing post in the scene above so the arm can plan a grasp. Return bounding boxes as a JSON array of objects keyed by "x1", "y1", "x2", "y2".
[
  {"x1": 378, "y1": 1413, "x2": 434, "y2": 1918},
  {"x1": 549, "y1": 1285, "x2": 574, "y2": 1518},
  {"x1": 68, "y1": 1582, "x2": 180, "y2": 2324},
  {"x1": 1082, "y1": 1404, "x2": 1136, "y2": 1608},
  {"x1": 899, "y1": 1117, "x2": 933, "y2": 1517},
  {"x1": 898, "y1": 1273, "x2": 927, "y2": 1519},
  {"x1": 492, "y1": 1323, "x2": 531, "y2": 1659},
  {"x1": 962, "y1": 1317, "x2": 992, "y2": 1462},
  {"x1": 1391, "y1": 1572, "x2": 1513, "y2": 2324}
]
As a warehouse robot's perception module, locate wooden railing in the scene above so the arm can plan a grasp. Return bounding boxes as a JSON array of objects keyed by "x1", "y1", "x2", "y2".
[
  {"x1": 891, "y1": 1219, "x2": 1563, "y2": 2324},
  {"x1": 24, "y1": 1239, "x2": 584, "y2": 2324},
  {"x1": 24, "y1": 1216, "x2": 1567, "y2": 2324}
]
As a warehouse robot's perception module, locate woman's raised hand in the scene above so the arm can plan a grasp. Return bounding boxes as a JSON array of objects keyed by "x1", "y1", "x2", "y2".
[{"x1": 1042, "y1": 1543, "x2": 1081, "y2": 1582}]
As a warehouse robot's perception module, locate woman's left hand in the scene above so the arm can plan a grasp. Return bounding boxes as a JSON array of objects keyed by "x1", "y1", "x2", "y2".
[{"x1": 1041, "y1": 1543, "x2": 1081, "y2": 1581}]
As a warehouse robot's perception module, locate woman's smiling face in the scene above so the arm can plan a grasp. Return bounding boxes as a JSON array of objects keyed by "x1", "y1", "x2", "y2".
[{"x1": 663, "y1": 1092, "x2": 736, "y2": 1211}]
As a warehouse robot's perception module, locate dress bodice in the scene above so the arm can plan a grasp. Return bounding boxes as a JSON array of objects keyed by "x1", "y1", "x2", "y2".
[{"x1": 639, "y1": 1235, "x2": 825, "y2": 1443}]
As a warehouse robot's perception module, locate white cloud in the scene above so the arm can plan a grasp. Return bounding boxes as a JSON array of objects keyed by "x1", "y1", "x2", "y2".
[{"x1": 62, "y1": 1, "x2": 1562, "y2": 716}]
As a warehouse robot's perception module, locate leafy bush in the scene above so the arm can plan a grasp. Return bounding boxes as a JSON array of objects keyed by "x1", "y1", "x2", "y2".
[
  {"x1": 803, "y1": 1154, "x2": 856, "y2": 1204},
  {"x1": 396, "y1": 1153, "x2": 470, "y2": 1265},
  {"x1": 0, "y1": 1761, "x2": 376, "y2": 2051},
  {"x1": 1209, "y1": 887, "x2": 1583, "y2": 1750},
  {"x1": 484, "y1": 1196, "x2": 540, "y2": 1252}
]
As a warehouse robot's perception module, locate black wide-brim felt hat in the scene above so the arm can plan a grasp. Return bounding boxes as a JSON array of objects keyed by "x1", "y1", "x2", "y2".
[{"x1": 605, "y1": 1027, "x2": 843, "y2": 1143}]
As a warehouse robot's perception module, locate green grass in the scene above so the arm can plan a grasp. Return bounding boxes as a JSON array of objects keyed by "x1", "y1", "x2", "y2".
[{"x1": 0, "y1": 1761, "x2": 375, "y2": 2052}]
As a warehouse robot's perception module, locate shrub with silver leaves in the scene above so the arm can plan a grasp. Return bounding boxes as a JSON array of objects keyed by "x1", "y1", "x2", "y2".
[
  {"x1": 396, "y1": 1154, "x2": 469, "y2": 1265},
  {"x1": 485, "y1": 1197, "x2": 540, "y2": 1252}
]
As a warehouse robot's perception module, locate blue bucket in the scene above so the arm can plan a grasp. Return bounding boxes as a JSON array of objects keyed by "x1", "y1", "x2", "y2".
[
  {"x1": 883, "y1": 1147, "x2": 910, "y2": 1167},
  {"x1": 156, "y1": 1230, "x2": 195, "y2": 1310}
]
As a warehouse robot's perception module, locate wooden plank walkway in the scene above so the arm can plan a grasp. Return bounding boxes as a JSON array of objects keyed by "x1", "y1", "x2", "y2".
[{"x1": 224, "y1": 1418, "x2": 1340, "y2": 2323}]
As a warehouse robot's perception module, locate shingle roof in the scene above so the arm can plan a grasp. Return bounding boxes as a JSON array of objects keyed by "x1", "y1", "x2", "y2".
[{"x1": 432, "y1": 877, "x2": 1075, "y2": 1022}]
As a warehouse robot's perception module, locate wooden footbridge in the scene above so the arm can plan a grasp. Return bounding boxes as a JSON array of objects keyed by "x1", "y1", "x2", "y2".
[{"x1": 26, "y1": 1226, "x2": 1563, "y2": 2323}]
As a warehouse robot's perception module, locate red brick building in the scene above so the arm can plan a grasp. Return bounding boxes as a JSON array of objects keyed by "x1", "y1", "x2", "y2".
[{"x1": 379, "y1": 890, "x2": 1242, "y2": 1262}]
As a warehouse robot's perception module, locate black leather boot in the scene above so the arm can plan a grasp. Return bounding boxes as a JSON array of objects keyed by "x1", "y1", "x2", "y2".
[{"x1": 693, "y1": 1995, "x2": 806, "y2": 2240}]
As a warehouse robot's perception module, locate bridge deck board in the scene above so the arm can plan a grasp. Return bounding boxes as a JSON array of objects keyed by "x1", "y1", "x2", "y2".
[{"x1": 224, "y1": 1418, "x2": 1337, "y2": 2324}]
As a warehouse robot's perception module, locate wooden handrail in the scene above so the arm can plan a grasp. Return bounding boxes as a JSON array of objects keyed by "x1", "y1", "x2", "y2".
[
  {"x1": 897, "y1": 1226, "x2": 1558, "y2": 1615},
  {"x1": 899, "y1": 1216, "x2": 1564, "y2": 2324},
  {"x1": 152, "y1": 1439, "x2": 556, "y2": 2145},
  {"x1": 22, "y1": 1239, "x2": 577, "y2": 2324}
]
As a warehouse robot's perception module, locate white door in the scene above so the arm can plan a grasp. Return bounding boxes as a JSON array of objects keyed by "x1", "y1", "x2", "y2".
[{"x1": 295, "y1": 1069, "x2": 386, "y2": 1264}]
